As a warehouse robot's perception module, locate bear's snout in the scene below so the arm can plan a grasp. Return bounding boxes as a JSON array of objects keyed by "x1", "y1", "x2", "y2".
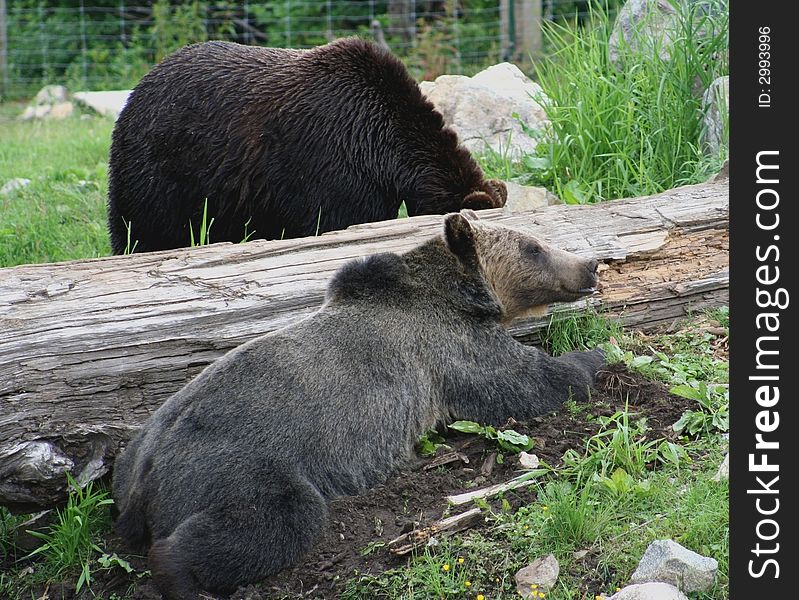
[{"x1": 573, "y1": 258, "x2": 600, "y2": 295}]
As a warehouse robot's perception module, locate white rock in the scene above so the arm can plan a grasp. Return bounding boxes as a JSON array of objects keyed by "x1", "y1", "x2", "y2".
[
  {"x1": 20, "y1": 105, "x2": 51, "y2": 120},
  {"x1": 518, "y1": 451, "x2": 540, "y2": 470},
  {"x1": 1, "y1": 178, "x2": 32, "y2": 195},
  {"x1": 630, "y1": 539, "x2": 718, "y2": 592},
  {"x1": 420, "y1": 63, "x2": 549, "y2": 157},
  {"x1": 19, "y1": 85, "x2": 75, "y2": 120},
  {"x1": 49, "y1": 102, "x2": 75, "y2": 120},
  {"x1": 608, "y1": 582, "x2": 689, "y2": 600},
  {"x1": 515, "y1": 553, "x2": 559, "y2": 597},
  {"x1": 73, "y1": 90, "x2": 132, "y2": 119},
  {"x1": 33, "y1": 84, "x2": 69, "y2": 106},
  {"x1": 503, "y1": 181, "x2": 560, "y2": 213},
  {"x1": 701, "y1": 76, "x2": 729, "y2": 155}
]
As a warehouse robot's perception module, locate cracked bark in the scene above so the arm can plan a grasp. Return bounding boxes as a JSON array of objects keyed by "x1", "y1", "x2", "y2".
[{"x1": 0, "y1": 177, "x2": 729, "y2": 511}]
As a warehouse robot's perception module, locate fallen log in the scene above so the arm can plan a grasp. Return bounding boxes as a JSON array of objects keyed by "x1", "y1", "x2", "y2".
[{"x1": 0, "y1": 177, "x2": 728, "y2": 511}]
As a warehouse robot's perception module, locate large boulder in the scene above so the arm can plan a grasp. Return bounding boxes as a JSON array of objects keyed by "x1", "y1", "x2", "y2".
[
  {"x1": 73, "y1": 90, "x2": 132, "y2": 119},
  {"x1": 19, "y1": 85, "x2": 74, "y2": 121},
  {"x1": 609, "y1": 0, "x2": 680, "y2": 66},
  {"x1": 609, "y1": 0, "x2": 728, "y2": 69},
  {"x1": 630, "y1": 539, "x2": 718, "y2": 592},
  {"x1": 419, "y1": 63, "x2": 549, "y2": 157}
]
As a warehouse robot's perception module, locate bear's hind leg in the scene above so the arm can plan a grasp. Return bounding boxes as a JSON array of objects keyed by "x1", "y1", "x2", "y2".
[{"x1": 148, "y1": 473, "x2": 328, "y2": 600}]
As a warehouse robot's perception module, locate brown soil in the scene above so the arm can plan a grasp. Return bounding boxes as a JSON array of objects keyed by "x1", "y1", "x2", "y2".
[{"x1": 11, "y1": 365, "x2": 695, "y2": 600}]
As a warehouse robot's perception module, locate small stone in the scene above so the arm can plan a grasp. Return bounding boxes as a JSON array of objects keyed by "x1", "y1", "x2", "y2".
[
  {"x1": 573, "y1": 549, "x2": 589, "y2": 560},
  {"x1": 518, "y1": 451, "x2": 540, "y2": 470},
  {"x1": 630, "y1": 539, "x2": 718, "y2": 593},
  {"x1": 607, "y1": 582, "x2": 689, "y2": 600},
  {"x1": 515, "y1": 553, "x2": 559, "y2": 597},
  {"x1": 1, "y1": 178, "x2": 31, "y2": 195}
]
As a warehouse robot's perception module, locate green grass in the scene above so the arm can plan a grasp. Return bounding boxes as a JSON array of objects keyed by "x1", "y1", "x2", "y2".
[
  {"x1": 0, "y1": 112, "x2": 113, "y2": 267},
  {"x1": 481, "y1": 2, "x2": 728, "y2": 203},
  {"x1": 0, "y1": 474, "x2": 116, "y2": 599},
  {"x1": 542, "y1": 309, "x2": 624, "y2": 356}
]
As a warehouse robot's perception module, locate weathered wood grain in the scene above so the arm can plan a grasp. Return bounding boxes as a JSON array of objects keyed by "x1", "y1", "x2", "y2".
[{"x1": 0, "y1": 177, "x2": 728, "y2": 511}]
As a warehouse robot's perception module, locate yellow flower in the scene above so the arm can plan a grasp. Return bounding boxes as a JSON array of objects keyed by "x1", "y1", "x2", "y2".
[
  {"x1": 442, "y1": 564, "x2": 450, "y2": 572},
  {"x1": 538, "y1": 593, "x2": 545, "y2": 598},
  {"x1": 458, "y1": 557, "x2": 465, "y2": 564},
  {"x1": 477, "y1": 595, "x2": 486, "y2": 600},
  {"x1": 531, "y1": 584, "x2": 538, "y2": 589},
  {"x1": 616, "y1": 587, "x2": 622, "y2": 592},
  {"x1": 465, "y1": 581, "x2": 472, "y2": 587},
  {"x1": 542, "y1": 505, "x2": 549, "y2": 511},
  {"x1": 595, "y1": 595, "x2": 604, "y2": 600}
]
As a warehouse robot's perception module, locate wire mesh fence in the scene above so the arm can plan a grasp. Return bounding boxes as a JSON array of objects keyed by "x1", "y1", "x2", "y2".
[{"x1": 0, "y1": 1, "x2": 622, "y2": 100}]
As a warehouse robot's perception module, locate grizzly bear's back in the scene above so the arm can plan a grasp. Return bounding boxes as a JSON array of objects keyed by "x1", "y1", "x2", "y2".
[{"x1": 108, "y1": 39, "x2": 481, "y2": 253}]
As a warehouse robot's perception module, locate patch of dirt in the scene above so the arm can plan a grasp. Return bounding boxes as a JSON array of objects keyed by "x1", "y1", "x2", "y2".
[{"x1": 13, "y1": 365, "x2": 695, "y2": 600}]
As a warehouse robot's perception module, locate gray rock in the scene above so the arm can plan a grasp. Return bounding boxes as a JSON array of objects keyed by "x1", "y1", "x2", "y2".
[
  {"x1": 608, "y1": 582, "x2": 689, "y2": 600},
  {"x1": 701, "y1": 75, "x2": 729, "y2": 155},
  {"x1": 630, "y1": 539, "x2": 718, "y2": 592},
  {"x1": 609, "y1": 0, "x2": 680, "y2": 66},
  {"x1": 515, "y1": 553, "x2": 559, "y2": 597},
  {"x1": 420, "y1": 63, "x2": 549, "y2": 157},
  {"x1": 503, "y1": 181, "x2": 561, "y2": 213},
  {"x1": 1, "y1": 178, "x2": 32, "y2": 195},
  {"x1": 73, "y1": 90, "x2": 132, "y2": 119},
  {"x1": 609, "y1": 0, "x2": 728, "y2": 69},
  {"x1": 19, "y1": 85, "x2": 74, "y2": 120}
]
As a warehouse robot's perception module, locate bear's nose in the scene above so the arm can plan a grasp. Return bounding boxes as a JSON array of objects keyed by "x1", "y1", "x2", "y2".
[{"x1": 586, "y1": 259, "x2": 599, "y2": 275}]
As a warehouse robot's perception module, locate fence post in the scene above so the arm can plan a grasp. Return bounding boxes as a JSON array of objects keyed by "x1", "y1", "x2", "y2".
[
  {"x1": 0, "y1": 0, "x2": 7, "y2": 98},
  {"x1": 500, "y1": 0, "x2": 515, "y2": 62},
  {"x1": 503, "y1": 0, "x2": 542, "y2": 62},
  {"x1": 517, "y1": 0, "x2": 542, "y2": 61}
]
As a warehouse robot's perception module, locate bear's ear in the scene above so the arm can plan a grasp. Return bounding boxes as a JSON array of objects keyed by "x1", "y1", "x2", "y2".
[
  {"x1": 462, "y1": 191, "x2": 497, "y2": 211},
  {"x1": 460, "y1": 208, "x2": 480, "y2": 221},
  {"x1": 444, "y1": 213, "x2": 479, "y2": 267}
]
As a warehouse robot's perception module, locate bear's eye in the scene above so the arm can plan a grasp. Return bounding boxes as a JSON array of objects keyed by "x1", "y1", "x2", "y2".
[{"x1": 524, "y1": 242, "x2": 541, "y2": 257}]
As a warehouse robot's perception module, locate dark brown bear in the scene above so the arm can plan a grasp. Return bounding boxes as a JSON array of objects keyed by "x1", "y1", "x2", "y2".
[
  {"x1": 107, "y1": 38, "x2": 507, "y2": 253},
  {"x1": 112, "y1": 211, "x2": 603, "y2": 599}
]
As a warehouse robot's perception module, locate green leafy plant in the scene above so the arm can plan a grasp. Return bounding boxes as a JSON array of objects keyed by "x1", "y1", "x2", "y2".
[
  {"x1": 448, "y1": 421, "x2": 534, "y2": 454},
  {"x1": 671, "y1": 381, "x2": 729, "y2": 436},
  {"x1": 593, "y1": 467, "x2": 651, "y2": 499},
  {"x1": 26, "y1": 474, "x2": 114, "y2": 594},
  {"x1": 562, "y1": 407, "x2": 688, "y2": 483},
  {"x1": 416, "y1": 430, "x2": 448, "y2": 457}
]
